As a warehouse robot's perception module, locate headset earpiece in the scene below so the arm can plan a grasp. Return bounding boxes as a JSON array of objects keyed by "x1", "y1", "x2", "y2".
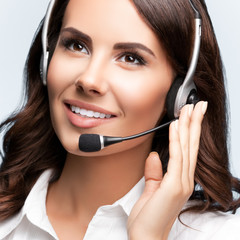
[
  {"x1": 166, "y1": 77, "x2": 184, "y2": 120},
  {"x1": 40, "y1": 54, "x2": 44, "y2": 84},
  {"x1": 40, "y1": 51, "x2": 49, "y2": 86},
  {"x1": 186, "y1": 88, "x2": 199, "y2": 105},
  {"x1": 40, "y1": 0, "x2": 55, "y2": 86},
  {"x1": 166, "y1": 76, "x2": 199, "y2": 120}
]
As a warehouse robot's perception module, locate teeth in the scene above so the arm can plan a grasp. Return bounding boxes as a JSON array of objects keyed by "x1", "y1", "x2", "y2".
[
  {"x1": 86, "y1": 110, "x2": 94, "y2": 117},
  {"x1": 80, "y1": 109, "x2": 87, "y2": 115},
  {"x1": 100, "y1": 113, "x2": 105, "y2": 119},
  {"x1": 70, "y1": 105, "x2": 112, "y2": 119},
  {"x1": 70, "y1": 105, "x2": 76, "y2": 112},
  {"x1": 75, "y1": 107, "x2": 80, "y2": 114},
  {"x1": 94, "y1": 112, "x2": 100, "y2": 118}
]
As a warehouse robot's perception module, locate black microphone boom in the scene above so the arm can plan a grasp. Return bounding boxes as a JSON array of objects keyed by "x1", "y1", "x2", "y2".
[{"x1": 79, "y1": 120, "x2": 174, "y2": 152}]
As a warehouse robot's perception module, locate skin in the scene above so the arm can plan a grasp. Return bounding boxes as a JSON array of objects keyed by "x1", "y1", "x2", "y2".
[{"x1": 45, "y1": 0, "x2": 207, "y2": 239}]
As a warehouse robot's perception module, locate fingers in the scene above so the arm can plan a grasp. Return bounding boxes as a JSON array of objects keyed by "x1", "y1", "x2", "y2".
[
  {"x1": 128, "y1": 152, "x2": 163, "y2": 226},
  {"x1": 178, "y1": 104, "x2": 193, "y2": 185},
  {"x1": 167, "y1": 101, "x2": 207, "y2": 196},
  {"x1": 167, "y1": 119, "x2": 182, "y2": 181},
  {"x1": 141, "y1": 101, "x2": 207, "y2": 205},
  {"x1": 144, "y1": 152, "x2": 163, "y2": 194},
  {"x1": 189, "y1": 101, "x2": 208, "y2": 178}
]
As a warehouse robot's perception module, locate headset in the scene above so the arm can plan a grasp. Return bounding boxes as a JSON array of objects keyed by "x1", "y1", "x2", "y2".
[
  {"x1": 166, "y1": 0, "x2": 202, "y2": 119},
  {"x1": 40, "y1": 0, "x2": 202, "y2": 152}
]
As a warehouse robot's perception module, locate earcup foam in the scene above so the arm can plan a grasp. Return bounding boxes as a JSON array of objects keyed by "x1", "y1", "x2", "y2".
[{"x1": 166, "y1": 77, "x2": 184, "y2": 120}]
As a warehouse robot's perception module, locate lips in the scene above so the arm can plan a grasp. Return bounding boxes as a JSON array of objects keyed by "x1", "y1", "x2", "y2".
[{"x1": 64, "y1": 100, "x2": 117, "y2": 128}]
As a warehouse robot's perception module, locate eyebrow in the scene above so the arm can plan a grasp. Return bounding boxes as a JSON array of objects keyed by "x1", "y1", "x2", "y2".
[
  {"x1": 113, "y1": 42, "x2": 156, "y2": 57},
  {"x1": 60, "y1": 27, "x2": 155, "y2": 57},
  {"x1": 60, "y1": 27, "x2": 92, "y2": 44}
]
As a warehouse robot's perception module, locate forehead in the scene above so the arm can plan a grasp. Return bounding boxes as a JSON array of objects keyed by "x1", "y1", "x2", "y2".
[{"x1": 62, "y1": 0, "x2": 163, "y2": 53}]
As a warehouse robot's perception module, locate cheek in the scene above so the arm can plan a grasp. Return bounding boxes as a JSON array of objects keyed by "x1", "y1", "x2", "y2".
[
  {"x1": 47, "y1": 54, "x2": 79, "y2": 97},
  {"x1": 47, "y1": 56, "x2": 65, "y2": 128},
  {"x1": 47, "y1": 46, "x2": 89, "y2": 97},
  {"x1": 47, "y1": 53, "x2": 66, "y2": 101},
  {"x1": 46, "y1": 55, "x2": 82, "y2": 153},
  {"x1": 46, "y1": 53, "x2": 75, "y2": 139},
  {"x1": 111, "y1": 67, "x2": 173, "y2": 126}
]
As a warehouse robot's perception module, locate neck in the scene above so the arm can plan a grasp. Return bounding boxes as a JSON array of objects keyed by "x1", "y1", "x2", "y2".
[{"x1": 47, "y1": 140, "x2": 151, "y2": 222}]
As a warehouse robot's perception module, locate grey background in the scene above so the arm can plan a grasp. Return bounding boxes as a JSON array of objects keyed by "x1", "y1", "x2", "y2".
[{"x1": 0, "y1": 1, "x2": 239, "y2": 182}]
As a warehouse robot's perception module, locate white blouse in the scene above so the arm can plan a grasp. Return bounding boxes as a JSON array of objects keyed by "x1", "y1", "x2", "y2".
[{"x1": 0, "y1": 170, "x2": 240, "y2": 240}]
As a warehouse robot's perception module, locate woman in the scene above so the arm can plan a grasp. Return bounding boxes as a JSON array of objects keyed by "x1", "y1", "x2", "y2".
[{"x1": 0, "y1": 0, "x2": 240, "y2": 239}]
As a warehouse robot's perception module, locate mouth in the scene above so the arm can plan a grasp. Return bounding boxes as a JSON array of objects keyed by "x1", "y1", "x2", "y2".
[
  {"x1": 66, "y1": 104, "x2": 116, "y2": 119},
  {"x1": 63, "y1": 100, "x2": 117, "y2": 128}
]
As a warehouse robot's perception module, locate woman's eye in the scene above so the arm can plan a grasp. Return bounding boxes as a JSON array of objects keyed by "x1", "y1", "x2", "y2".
[
  {"x1": 118, "y1": 53, "x2": 146, "y2": 66},
  {"x1": 61, "y1": 38, "x2": 89, "y2": 54},
  {"x1": 69, "y1": 42, "x2": 88, "y2": 54}
]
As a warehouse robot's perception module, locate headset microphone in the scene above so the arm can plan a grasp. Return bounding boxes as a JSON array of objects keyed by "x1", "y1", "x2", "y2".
[{"x1": 79, "y1": 120, "x2": 174, "y2": 152}]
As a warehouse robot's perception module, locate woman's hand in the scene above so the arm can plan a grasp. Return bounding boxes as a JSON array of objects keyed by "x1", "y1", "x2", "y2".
[{"x1": 127, "y1": 101, "x2": 208, "y2": 240}]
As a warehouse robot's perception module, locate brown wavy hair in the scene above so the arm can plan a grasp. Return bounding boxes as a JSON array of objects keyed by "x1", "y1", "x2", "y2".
[{"x1": 0, "y1": 0, "x2": 240, "y2": 221}]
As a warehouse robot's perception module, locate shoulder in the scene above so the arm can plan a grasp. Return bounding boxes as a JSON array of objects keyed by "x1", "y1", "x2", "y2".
[
  {"x1": 169, "y1": 211, "x2": 240, "y2": 240},
  {"x1": 0, "y1": 170, "x2": 54, "y2": 239},
  {"x1": 0, "y1": 212, "x2": 23, "y2": 240},
  {"x1": 203, "y1": 212, "x2": 240, "y2": 239}
]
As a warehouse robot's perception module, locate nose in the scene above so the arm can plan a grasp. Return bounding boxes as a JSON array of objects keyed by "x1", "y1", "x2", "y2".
[{"x1": 75, "y1": 55, "x2": 109, "y2": 97}]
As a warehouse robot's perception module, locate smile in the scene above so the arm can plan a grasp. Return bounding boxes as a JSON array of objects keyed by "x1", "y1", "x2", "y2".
[{"x1": 70, "y1": 105, "x2": 112, "y2": 119}]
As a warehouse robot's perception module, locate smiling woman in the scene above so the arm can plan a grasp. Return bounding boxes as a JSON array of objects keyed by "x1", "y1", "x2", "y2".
[
  {"x1": 47, "y1": 0, "x2": 173, "y2": 157},
  {"x1": 0, "y1": 0, "x2": 240, "y2": 240}
]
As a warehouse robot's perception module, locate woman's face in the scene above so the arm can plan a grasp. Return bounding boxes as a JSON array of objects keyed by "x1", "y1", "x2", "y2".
[{"x1": 47, "y1": 0, "x2": 174, "y2": 156}]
